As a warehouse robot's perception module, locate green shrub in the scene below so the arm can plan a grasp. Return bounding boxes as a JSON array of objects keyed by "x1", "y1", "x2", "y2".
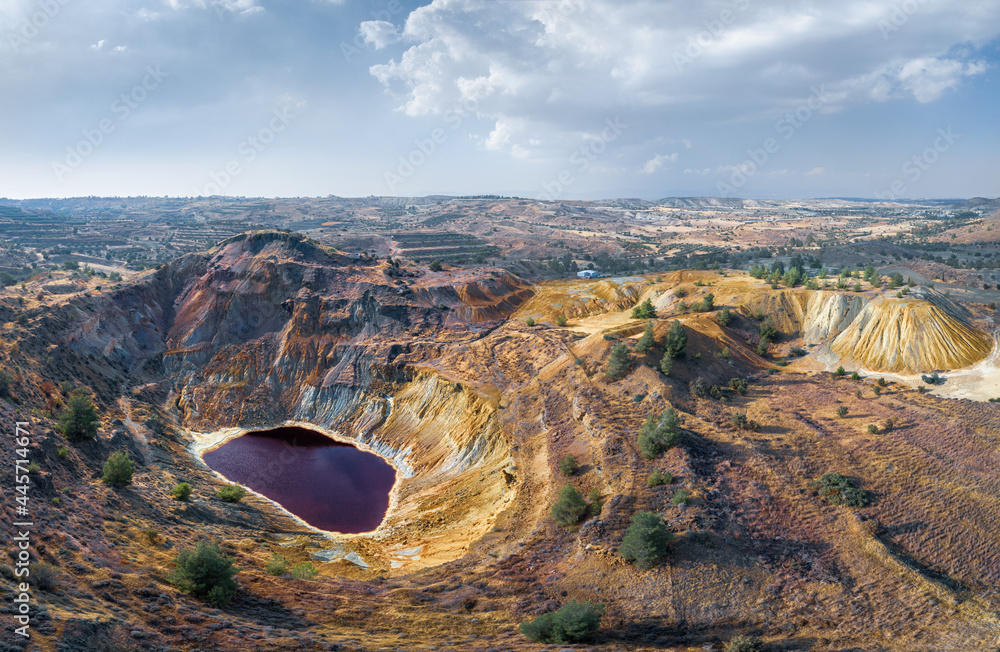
[
  {"x1": 755, "y1": 343, "x2": 768, "y2": 357},
  {"x1": 519, "y1": 601, "x2": 605, "y2": 644},
  {"x1": 27, "y1": 462, "x2": 40, "y2": 474},
  {"x1": 428, "y1": 260, "x2": 443, "y2": 272},
  {"x1": 101, "y1": 451, "x2": 134, "y2": 486},
  {"x1": 812, "y1": 473, "x2": 871, "y2": 507},
  {"x1": 0, "y1": 370, "x2": 11, "y2": 397},
  {"x1": 836, "y1": 405, "x2": 849, "y2": 418},
  {"x1": 57, "y1": 446, "x2": 69, "y2": 459},
  {"x1": 664, "y1": 320, "x2": 687, "y2": 358},
  {"x1": 632, "y1": 393, "x2": 645, "y2": 402},
  {"x1": 921, "y1": 372, "x2": 942, "y2": 385},
  {"x1": 556, "y1": 314, "x2": 567, "y2": 327},
  {"x1": 172, "y1": 482, "x2": 193, "y2": 501},
  {"x1": 834, "y1": 366, "x2": 846, "y2": 377},
  {"x1": 716, "y1": 306, "x2": 733, "y2": 326},
  {"x1": 729, "y1": 378, "x2": 748, "y2": 395},
  {"x1": 631, "y1": 298, "x2": 656, "y2": 319},
  {"x1": 50, "y1": 497, "x2": 60, "y2": 506},
  {"x1": 724, "y1": 634, "x2": 763, "y2": 652},
  {"x1": 647, "y1": 469, "x2": 672, "y2": 487},
  {"x1": 605, "y1": 342, "x2": 631, "y2": 381},
  {"x1": 57, "y1": 388, "x2": 99, "y2": 441},
  {"x1": 659, "y1": 353, "x2": 672, "y2": 376},
  {"x1": 558, "y1": 454, "x2": 579, "y2": 476},
  {"x1": 170, "y1": 540, "x2": 238, "y2": 606},
  {"x1": 290, "y1": 562, "x2": 319, "y2": 580},
  {"x1": 217, "y1": 484, "x2": 247, "y2": 503},
  {"x1": 673, "y1": 287, "x2": 687, "y2": 298},
  {"x1": 872, "y1": 385, "x2": 882, "y2": 396},
  {"x1": 638, "y1": 408, "x2": 680, "y2": 459},
  {"x1": 716, "y1": 346, "x2": 730, "y2": 359},
  {"x1": 671, "y1": 489, "x2": 689, "y2": 505},
  {"x1": 758, "y1": 316, "x2": 778, "y2": 343},
  {"x1": 265, "y1": 554, "x2": 288, "y2": 576},
  {"x1": 550, "y1": 484, "x2": 587, "y2": 527},
  {"x1": 525, "y1": 317, "x2": 535, "y2": 327},
  {"x1": 634, "y1": 321, "x2": 655, "y2": 354},
  {"x1": 619, "y1": 511, "x2": 673, "y2": 570},
  {"x1": 588, "y1": 488, "x2": 603, "y2": 517},
  {"x1": 867, "y1": 424, "x2": 879, "y2": 434},
  {"x1": 850, "y1": 371, "x2": 860, "y2": 380}
]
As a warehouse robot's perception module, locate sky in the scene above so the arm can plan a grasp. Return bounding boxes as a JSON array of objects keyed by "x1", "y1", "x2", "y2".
[{"x1": 1, "y1": 0, "x2": 999, "y2": 200}]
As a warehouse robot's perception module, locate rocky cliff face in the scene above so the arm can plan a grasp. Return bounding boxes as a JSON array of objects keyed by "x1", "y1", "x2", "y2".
[{"x1": 60, "y1": 231, "x2": 532, "y2": 568}]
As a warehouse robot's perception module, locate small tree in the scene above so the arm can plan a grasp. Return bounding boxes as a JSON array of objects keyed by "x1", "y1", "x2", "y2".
[
  {"x1": 716, "y1": 306, "x2": 732, "y2": 326},
  {"x1": 659, "y1": 352, "x2": 673, "y2": 376},
  {"x1": 834, "y1": 366, "x2": 846, "y2": 377},
  {"x1": 664, "y1": 319, "x2": 687, "y2": 359},
  {"x1": 605, "y1": 342, "x2": 631, "y2": 381},
  {"x1": 0, "y1": 370, "x2": 11, "y2": 398},
  {"x1": 635, "y1": 321, "x2": 655, "y2": 354},
  {"x1": 519, "y1": 601, "x2": 605, "y2": 644},
  {"x1": 556, "y1": 313, "x2": 568, "y2": 327},
  {"x1": 172, "y1": 482, "x2": 192, "y2": 501},
  {"x1": 812, "y1": 473, "x2": 870, "y2": 507},
  {"x1": 102, "y1": 451, "x2": 134, "y2": 486},
  {"x1": 758, "y1": 316, "x2": 779, "y2": 343},
  {"x1": 217, "y1": 484, "x2": 247, "y2": 503},
  {"x1": 631, "y1": 298, "x2": 657, "y2": 319},
  {"x1": 170, "y1": 540, "x2": 238, "y2": 606},
  {"x1": 550, "y1": 484, "x2": 587, "y2": 527},
  {"x1": 724, "y1": 634, "x2": 763, "y2": 652},
  {"x1": 57, "y1": 388, "x2": 99, "y2": 441},
  {"x1": 836, "y1": 405, "x2": 849, "y2": 418},
  {"x1": 638, "y1": 408, "x2": 680, "y2": 459},
  {"x1": 428, "y1": 260, "x2": 443, "y2": 272},
  {"x1": 265, "y1": 553, "x2": 288, "y2": 576},
  {"x1": 619, "y1": 511, "x2": 673, "y2": 570},
  {"x1": 558, "y1": 454, "x2": 579, "y2": 476}
]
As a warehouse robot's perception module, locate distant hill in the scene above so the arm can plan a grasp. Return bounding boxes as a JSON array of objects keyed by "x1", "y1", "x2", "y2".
[{"x1": 949, "y1": 196, "x2": 1000, "y2": 211}]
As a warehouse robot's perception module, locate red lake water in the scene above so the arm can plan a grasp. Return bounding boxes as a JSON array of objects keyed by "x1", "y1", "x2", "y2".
[{"x1": 202, "y1": 426, "x2": 396, "y2": 533}]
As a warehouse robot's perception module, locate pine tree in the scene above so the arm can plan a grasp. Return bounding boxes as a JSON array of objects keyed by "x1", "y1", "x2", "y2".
[
  {"x1": 619, "y1": 511, "x2": 673, "y2": 570},
  {"x1": 664, "y1": 320, "x2": 687, "y2": 359},
  {"x1": 638, "y1": 408, "x2": 681, "y2": 459},
  {"x1": 550, "y1": 485, "x2": 587, "y2": 527},
  {"x1": 635, "y1": 321, "x2": 655, "y2": 354},
  {"x1": 631, "y1": 298, "x2": 656, "y2": 319},
  {"x1": 605, "y1": 342, "x2": 631, "y2": 381},
  {"x1": 57, "y1": 389, "x2": 99, "y2": 442}
]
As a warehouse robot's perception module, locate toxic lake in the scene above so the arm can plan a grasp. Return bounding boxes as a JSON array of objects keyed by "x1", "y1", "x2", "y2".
[{"x1": 202, "y1": 426, "x2": 397, "y2": 533}]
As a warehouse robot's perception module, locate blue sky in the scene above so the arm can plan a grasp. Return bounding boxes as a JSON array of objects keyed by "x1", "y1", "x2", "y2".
[{"x1": 1, "y1": 0, "x2": 998, "y2": 200}]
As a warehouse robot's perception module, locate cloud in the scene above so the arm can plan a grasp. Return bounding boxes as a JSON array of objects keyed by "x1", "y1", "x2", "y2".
[
  {"x1": 368, "y1": 0, "x2": 1000, "y2": 165},
  {"x1": 641, "y1": 153, "x2": 678, "y2": 175},
  {"x1": 165, "y1": 0, "x2": 263, "y2": 15},
  {"x1": 90, "y1": 40, "x2": 106, "y2": 51},
  {"x1": 359, "y1": 20, "x2": 400, "y2": 50},
  {"x1": 805, "y1": 166, "x2": 826, "y2": 176}
]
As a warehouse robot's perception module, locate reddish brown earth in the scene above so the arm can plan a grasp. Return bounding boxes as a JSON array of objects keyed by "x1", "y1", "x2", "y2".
[{"x1": 1, "y1": 232, "x2": 999, "y2": 651}]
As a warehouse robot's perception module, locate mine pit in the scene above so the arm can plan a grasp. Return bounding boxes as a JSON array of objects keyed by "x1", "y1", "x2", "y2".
[{"x1": 202, "y1": 426, "x2": 397, "y2": 534}]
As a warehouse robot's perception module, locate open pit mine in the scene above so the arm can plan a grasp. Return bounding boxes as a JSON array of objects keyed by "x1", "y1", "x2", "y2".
[{"x1": 3, "y1": 231, "x2": 1000, "y2": 651}]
